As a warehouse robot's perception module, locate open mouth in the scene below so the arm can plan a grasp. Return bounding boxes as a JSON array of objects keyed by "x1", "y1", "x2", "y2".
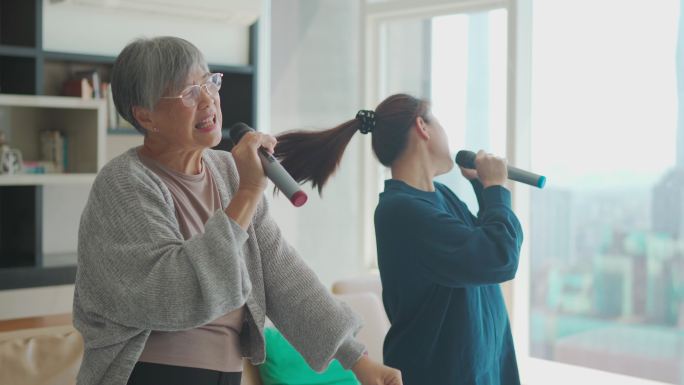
[{"x1": 195, "y1": 114, "x2": 217, "y2": 132}]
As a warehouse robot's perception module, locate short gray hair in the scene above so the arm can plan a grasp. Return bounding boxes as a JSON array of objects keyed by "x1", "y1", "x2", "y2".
[{"x1": 111, "y1": 36, "x2": 208, "y2": 134}]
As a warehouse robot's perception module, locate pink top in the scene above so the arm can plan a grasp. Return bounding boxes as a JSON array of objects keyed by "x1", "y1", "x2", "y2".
[{"x1": 137, "y1": 153, "x2": 245, "y2": 372}]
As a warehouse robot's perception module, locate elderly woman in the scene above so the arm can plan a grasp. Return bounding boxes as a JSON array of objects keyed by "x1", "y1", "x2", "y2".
[{"x1": 73, "y1": 36, "x2": 402, "y2": 385}]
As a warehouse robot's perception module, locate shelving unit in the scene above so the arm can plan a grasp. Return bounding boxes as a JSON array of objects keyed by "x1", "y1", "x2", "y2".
[
  {"x1": 0, "y1": 95, "x2": 105, "y2": 286},
  {"x1": 0, "y1": 0, "x2": 258, "y2": 289},
  {"x1": 0, "y1": 95, "x2": 105, "y2": 185}
]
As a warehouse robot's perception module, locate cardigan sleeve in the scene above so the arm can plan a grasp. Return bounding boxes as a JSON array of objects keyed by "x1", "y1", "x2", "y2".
[
  {"x1": 253, "y1": 196, "x2": 366, "y2": 371},
  {"x1": 75, "y1": 160, "x2": 252, "y2": 333},
  {"x1": 376, "y1": 186, "x2": 523, "y2": 288}
]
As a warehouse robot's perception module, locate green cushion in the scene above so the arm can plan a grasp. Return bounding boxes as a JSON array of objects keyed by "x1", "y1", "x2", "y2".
[{"x1": 258, "y1": 327, "x2": 361, "y2": 385}]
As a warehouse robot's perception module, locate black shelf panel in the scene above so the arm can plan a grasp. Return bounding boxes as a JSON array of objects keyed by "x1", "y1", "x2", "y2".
[
  {"x1": 42, "y1": 52, "x2": 254, "y2": 75},
  {"x1": 43, "y1": 52, "x2": 253, "y2": 70},
  {"x1": 0, "y1": 265, "x2": 76, "y2": 290},
  {"x1": 0, "y1": 55, "x2": 36, "y2": 94},
  {"x1": 210, "y1": 64, "x2": 254, "y2": 75},
  {"x1": 219, "y1": 72, "x2": 254, "y2": 127},
  {"x1": 43, "y1": 51, "x2": 117, "y2": 64},
  {"x1": 0, "y1": 186, "x2": 41, "y2": 268},
  {"x1": 0, "y1": 0, "x2": 37, "y2": 48},
  {"x1": 0, "y1": 45, "x2": 37, "y2": 57},
  {"x1": 107, "y1": 127, "x2": 141, "y2": 135}
]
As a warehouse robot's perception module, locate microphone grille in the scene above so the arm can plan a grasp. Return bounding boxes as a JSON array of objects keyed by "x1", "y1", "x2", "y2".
[
  {"x1": 228, "y1": 122, "x2": 254, "y2": 145},
  {"x1": 455, "y1": 150, "x2": 477, "y2": 168}
]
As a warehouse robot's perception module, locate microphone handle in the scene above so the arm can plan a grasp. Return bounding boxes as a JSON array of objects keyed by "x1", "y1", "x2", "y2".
[
  {"x1": 507, "y1": 165, "x2": 546, "y2": 189},
  {"x1": 257, "y1": 148, "x2": 308, "y2": 204},
  {"x1": 455, "y1": 150, "x2": 546, "y2": 189}
]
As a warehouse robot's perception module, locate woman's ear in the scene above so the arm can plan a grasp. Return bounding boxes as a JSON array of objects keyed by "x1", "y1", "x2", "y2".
[
  {"x1": 414, "y1": 115, "x2": 430, "y2": 140},
  {"x1": 132, "y1": 106, "x2": 155, "y2": 132}
]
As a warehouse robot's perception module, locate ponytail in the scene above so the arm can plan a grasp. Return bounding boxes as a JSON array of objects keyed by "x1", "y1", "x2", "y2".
[
  {"x1": 274, "y1": 119, "x2": 361, "y2": 194},
  {"x1": 274, "y1": 93, "x2": 429, "y2": 194}
]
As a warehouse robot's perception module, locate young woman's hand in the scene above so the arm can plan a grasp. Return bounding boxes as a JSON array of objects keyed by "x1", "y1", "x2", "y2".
[
  {"x1": 352, "y1": 355, "x2": 402, "y2": 385},
  {"x1": 474, "y1": 149, "x2": 508, "y2": 188},
  {"x1": 459, "y1": 166, "x2": 479, "y2": 181}
]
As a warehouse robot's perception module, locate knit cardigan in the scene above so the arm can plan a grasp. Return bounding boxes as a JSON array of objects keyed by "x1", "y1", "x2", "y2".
[{"x1": 73, "y1": 148, "x2": 364, "y2": 385}]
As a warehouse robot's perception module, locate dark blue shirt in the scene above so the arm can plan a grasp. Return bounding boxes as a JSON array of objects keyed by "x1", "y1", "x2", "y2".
[{"x1": 374, "y1": 179, "x2": 523, "y2": 385}]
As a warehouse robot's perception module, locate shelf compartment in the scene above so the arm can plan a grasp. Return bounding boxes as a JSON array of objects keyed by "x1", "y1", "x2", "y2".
[
  {"x1": 0, "y1": 94, "x2": 106, "y2": 177},
  {"x1": 0, "y1": 56, "x2": 36, "y2": 94},
  {"x1": 0, "y1": 185, "x2": 41, "y2": 268},
  {"x1": 0, "y1": 0, "x2": 37, "y2": 48},
  {"x1": 42, "y1": 58, "x2": 113, "y2": 97}
]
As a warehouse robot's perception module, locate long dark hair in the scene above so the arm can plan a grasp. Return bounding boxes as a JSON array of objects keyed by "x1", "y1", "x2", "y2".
[{"x1": 274, "y1": 93, "x2": 430, "y2": 193}]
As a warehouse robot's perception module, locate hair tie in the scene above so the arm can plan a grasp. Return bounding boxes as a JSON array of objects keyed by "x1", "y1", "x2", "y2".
[{"x1": 355, "y1": 110, "x2": 376, "y2": 134}]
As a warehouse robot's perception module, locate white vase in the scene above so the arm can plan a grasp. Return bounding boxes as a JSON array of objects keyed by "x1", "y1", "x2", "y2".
[{"x1": 0, "y1": 145, "x2": 23, "y2": 175}]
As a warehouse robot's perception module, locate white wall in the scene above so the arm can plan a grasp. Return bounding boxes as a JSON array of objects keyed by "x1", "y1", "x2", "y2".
[
  {"x1": 42, "y1": 0, "x2": 250, "y2": 65},
  {"x1": 0, "y1": 285, "x2": 74, "y2": 321},
  {"x1": 41, "y1": 185, "x2": 89, "y2": 264},
  {"x1": 268, "y1": 0, "x2": 368, "y2": 286}
]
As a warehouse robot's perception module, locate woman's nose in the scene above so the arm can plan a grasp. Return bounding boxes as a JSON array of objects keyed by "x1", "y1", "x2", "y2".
[{"x1": 196, "y1": 85, "x2": 214, "y2": 108}]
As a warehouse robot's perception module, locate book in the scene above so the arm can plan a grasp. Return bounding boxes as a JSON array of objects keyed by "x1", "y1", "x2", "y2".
[
  {"x1": 62, "y1": 69, "x2": 100, "y2": 99},
  {"x1": 39, "y1": 130, "x2": 67, "y2": 173},
  {"x1": 103, "y1": 82, "x2": 118, "y2": 129}
]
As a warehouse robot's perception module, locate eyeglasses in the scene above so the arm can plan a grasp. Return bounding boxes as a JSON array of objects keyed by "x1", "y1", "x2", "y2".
[{"x1": 159, "y1": 73, "x2": 223, "y2": 108}]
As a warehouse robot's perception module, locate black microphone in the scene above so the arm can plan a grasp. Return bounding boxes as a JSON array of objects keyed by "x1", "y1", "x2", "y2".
[
  {"x1": 455, "y1": 150, "x2": 546, "y2": 189},
  {"x1": 228, "y1": 122, "x2": 308, "y2": 207}
]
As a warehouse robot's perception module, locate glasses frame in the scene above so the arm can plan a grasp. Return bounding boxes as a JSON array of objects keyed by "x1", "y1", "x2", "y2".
[{"x1": 159, "y1": 72, "x2": 223, "y2": 108}]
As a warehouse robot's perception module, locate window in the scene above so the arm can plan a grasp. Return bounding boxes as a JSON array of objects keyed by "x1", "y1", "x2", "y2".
[
  {"x1": 374, "y1": 7, "x2": 508, "y2": 213},
  {"x1": 431, "y1": 10, "x2": 507, "y2": 210},
  {"x1": 528, "y1": 0, "x2": 683, "y2": 383},
  {"x1": 367, "y1": 0, "x2": 684, "y2": 384}
]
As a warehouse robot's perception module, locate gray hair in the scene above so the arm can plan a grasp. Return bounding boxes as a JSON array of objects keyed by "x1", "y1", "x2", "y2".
[{"x1": 111, "y1": 36, "x2": 208, "y2": 134}]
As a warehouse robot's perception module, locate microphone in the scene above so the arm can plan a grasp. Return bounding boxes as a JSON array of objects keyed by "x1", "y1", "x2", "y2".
[
  {"x1": 228, "y1": 122, "x2": 308, "y2": 207},
  {"x1": 455, "y1": 150, "x2": 546, "y2": 189}
]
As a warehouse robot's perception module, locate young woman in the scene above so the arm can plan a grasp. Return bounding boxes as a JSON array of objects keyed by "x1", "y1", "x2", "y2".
[{"x1": 275, "y1": 93, "x2": 524, "y2": 385}]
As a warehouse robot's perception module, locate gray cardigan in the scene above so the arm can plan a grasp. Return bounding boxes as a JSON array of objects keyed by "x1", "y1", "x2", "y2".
[{"x1": 73, "y1": 148, "x2": 365, "y2": 385}]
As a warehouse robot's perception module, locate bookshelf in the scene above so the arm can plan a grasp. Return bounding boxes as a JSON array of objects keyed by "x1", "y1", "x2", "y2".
[
  {"x1": 0, "y1": 95, "x2": 105, "y2": 185},
  {"x1": 0, "y1": 95, "x2": 105, "y2": 285},
  {"x1": 0, "y1": 0, "x2": 258, "y2": 289}
]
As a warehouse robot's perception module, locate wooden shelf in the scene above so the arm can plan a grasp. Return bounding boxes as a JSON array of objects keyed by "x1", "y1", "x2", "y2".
[
  {"x1": 0, "y1": 94, "x2": 105, "y2": 109},
  {"x1": 0, "y1": 174, "x2": 97, "y2": 186},
  {"x1": 0, "y1": 313, "x2": 72, "y2": 332}
]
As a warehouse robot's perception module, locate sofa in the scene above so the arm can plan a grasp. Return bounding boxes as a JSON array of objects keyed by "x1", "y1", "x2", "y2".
[{"x1": 0, "y1": 276, "x2": 388, "y2": 385}]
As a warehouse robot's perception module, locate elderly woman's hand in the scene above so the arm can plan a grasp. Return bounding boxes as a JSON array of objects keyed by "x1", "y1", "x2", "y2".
[
  {"x1": 352, "y1": 355, "x2": 403, "y2": 385},
  {"x1": 231, "y1": 131, "x2": 277, "y2": 194},
  {"x1": 226, "y1": 131, "x2": 278, "y2": 229}
]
